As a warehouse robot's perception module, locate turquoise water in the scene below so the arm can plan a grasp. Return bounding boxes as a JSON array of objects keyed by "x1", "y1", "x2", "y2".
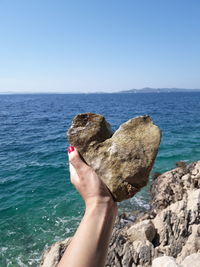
[{"x1": 0, "y1": 93, "x2": 200, "y2": 266}]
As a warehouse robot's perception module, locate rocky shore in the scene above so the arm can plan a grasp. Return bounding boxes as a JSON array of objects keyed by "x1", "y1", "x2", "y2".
[{"x1": 40, "y1": 160, "x2": 200, "y2": 267}]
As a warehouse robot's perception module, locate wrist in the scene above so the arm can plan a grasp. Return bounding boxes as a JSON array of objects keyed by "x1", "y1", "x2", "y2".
[{"x1": 85, "y1": 197, "x2": 118, "y2": 218}]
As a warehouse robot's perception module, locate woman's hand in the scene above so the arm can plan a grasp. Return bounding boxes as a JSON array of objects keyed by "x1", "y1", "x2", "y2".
[
  {"x1": 57, "y1": 146, "x2": 118, "y2": 267},
  {"x1": 68, "y1": 146, "x2": 117, "y2": 211}
]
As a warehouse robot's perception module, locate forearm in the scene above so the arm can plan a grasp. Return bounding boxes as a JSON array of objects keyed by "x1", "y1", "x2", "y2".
[{"x1": 58, "y1": 201, "x2": 117, "y2": 267}]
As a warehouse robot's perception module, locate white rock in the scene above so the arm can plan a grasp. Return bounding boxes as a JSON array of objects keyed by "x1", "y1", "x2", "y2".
[
  {"x1": 152, "y1": 256, "x2": 179, "y2": 267},
  {"x1": 181, "y1": 253, "x2": 200, "y2": 267},
  {"x1": 127, "y1": 220, "x2": 156, "y2": 242}
]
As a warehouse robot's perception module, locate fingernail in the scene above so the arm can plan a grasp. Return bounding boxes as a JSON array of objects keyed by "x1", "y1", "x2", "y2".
[{"x1": 68, "y1": 146, "x2": 75, "y2": 153}]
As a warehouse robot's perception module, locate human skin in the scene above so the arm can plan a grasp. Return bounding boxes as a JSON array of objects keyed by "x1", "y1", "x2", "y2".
[{"x1": 57, "y1": 146, "x2": 118, "y2": 267}]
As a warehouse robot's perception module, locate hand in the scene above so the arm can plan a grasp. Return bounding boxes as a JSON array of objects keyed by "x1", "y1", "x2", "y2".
[
  {"x1": 68, "y1": 146, "x2": 117, "y2": 211},
  {"x1": 57, "y1": 146, "x2": 117, "y2": 267}
]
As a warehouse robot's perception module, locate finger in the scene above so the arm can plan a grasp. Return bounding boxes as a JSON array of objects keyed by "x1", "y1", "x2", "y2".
[
  {"x1": 69, "y1": 162, "x2": 76, "y2": 177},
  {"x1": 69, "y1": 163, "x2": 79, "y2": 185},
  {"x1": 68, "y1": 146, "x2": 89, "y2": 177}
]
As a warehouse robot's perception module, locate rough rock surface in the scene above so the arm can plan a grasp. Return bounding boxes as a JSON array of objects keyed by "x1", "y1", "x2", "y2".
[
  {"x1": 40, "y1": 160, "x2": 200, "y2": 267},
  {"x1": 152, "y1": 256, "x2": 180, "y2": 267},
  {"x1": 181, "y1": 253, "x2": 200, "y2": 267},
  {"x1": 40, "y1": 238, "x2": 71, "y2": 267},
  {"x1": 67, "y1": 113, "x2": 161, "y2": 201}
]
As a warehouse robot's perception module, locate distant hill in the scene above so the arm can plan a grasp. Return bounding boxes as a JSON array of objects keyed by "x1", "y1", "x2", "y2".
[{"x1": 119, "y1": 87, "x2": 200, "y2": 93}]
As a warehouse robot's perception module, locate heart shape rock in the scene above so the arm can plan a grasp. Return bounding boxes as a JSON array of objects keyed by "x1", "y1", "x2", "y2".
[{"x1": 67, "y1": 113, "x2": 161, "y2": 202}]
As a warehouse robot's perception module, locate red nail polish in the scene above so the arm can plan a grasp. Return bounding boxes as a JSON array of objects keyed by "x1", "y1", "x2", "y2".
[{"x1": 68, "y1": 146, "x2": 75, "y2": 153}]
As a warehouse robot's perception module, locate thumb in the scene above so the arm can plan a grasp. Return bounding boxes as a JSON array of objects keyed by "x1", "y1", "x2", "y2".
[{"x1": 68, "y1": 146, "x2": 89, "y2": 175}]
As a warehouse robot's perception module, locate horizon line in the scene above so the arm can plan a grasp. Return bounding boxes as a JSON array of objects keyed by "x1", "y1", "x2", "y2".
[{"x1": 1, "y1": 87, "x2": 200, "y2": 94}]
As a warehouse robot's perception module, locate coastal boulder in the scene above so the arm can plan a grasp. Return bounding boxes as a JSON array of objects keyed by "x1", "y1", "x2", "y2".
[
  {"x1": 152, "y1": 256, "x2": 179, "y2": 267},
  {"x1": 126, "y1": 220, "x2": 156, "y2": 242},
  {"x1": 67, "y1": 113, "x2": 161, "y2": 201},
  {"x1": 181, "y1": 253, "x2": 200, "y2": 267}
]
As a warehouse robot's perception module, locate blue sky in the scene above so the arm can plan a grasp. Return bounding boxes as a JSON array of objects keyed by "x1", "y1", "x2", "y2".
[{"x1": 0, "y1": 0, "x2": 200, "y2": 93}]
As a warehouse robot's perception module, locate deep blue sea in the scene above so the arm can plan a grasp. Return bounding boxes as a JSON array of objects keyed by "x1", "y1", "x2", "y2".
[{"x1": 0, "y1": 93, "x2": 200, "y2": 266}]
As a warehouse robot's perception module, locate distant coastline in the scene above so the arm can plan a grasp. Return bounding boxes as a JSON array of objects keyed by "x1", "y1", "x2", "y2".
[
  {"x1": 0, "y1": 88, "x2": 200, "y2": 94},
  {"x1": 118, "y1": 87, "x2": 200, "y2": 93}
]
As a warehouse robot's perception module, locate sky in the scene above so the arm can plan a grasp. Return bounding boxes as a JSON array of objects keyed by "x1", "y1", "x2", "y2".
[{"x1": 0, "y1": 0, "x2": 200, "y2": 93}]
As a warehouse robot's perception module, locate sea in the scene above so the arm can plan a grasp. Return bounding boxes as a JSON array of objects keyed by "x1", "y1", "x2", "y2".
[{"x1": 0, "y1": 92, "x2": 200, "y2": 266}]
